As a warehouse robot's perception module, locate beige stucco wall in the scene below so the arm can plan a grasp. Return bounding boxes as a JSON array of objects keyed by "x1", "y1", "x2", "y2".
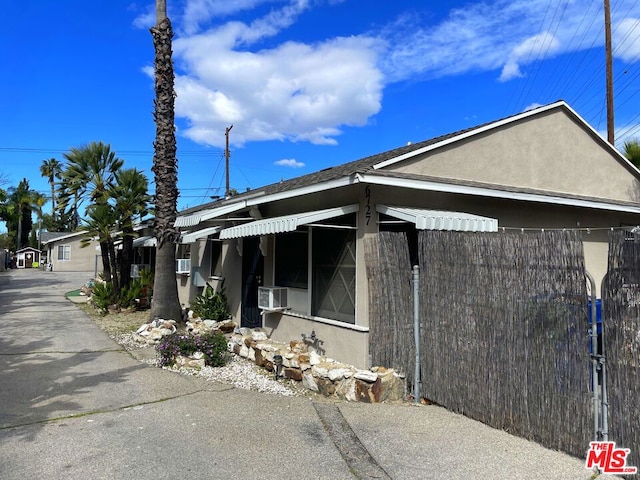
[
  {"x1": 179, "y1": 181, "x2": 639, "y2": 369},
  {"x1": 386, "y1": 109, "x2": 640, "y2": 204},
  {"x1": 47, "y1": 236, "x2": 102, "y2": 274}
]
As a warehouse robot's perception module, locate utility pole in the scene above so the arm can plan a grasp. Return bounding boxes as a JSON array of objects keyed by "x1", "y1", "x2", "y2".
[
  {"x1": 225, "y1": 125, "x2": 233, "y2": 198},
  {"x1": 604, "y1": 0, "x2": 614, "y2": 144}
]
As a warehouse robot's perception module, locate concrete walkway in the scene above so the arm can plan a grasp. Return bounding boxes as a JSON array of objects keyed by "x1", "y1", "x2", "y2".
[{"x1": 0, "y1": 269, "x2": 610, "y2": 479}]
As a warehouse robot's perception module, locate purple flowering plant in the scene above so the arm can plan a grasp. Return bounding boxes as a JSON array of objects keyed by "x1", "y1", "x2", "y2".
[{"x1": 156, "y1": 332, "x2": 229, "y2": 367}]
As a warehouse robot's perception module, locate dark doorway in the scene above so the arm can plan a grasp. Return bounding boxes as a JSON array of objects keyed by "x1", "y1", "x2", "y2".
[{"x1": 241, "y1": 237, "x2": 264, "y2": 328}]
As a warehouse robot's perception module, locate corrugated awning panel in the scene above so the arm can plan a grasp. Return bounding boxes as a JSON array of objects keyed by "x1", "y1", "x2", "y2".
[
  {"x1": 174, "y1": 213, "x2": 203, "y2": 228},
  {"x1": 377, "y1": 205, "x2": 498, "y2": 232},
  {"x1": 180, "y1": 226, "x2": 222, "y2": 244},
  {"x1": 133, "y1": 235, "x2": 157, "y2": 247},
  {"x1": 220, "y1": 204, "x2": 359, "y2": 239}
]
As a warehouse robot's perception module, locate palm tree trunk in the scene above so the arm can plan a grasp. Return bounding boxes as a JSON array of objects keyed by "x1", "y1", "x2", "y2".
[
  {"x1": 100, "y1": 241, "x2": 112, "y2": 283},
  {"x1": 149, "y1": 5, "x2": 182, "y2": 322},
  {"x1": 108, "y1": 239, "x2": 120, "y2": 296},
  {"x1": 119, "y1": 226, "x2": 134, "y2": 289}
]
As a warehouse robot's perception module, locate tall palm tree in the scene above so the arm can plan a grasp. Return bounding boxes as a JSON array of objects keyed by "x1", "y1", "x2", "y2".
[
  {"x1": 149, "y1": 0, "x2": 182, "y2": 321},
  {"x1": 623, "y1": 140, "x2": 640, "y2": 170},
  {"x1": 40, "y1": 158, "x2": 62, "y2": 220},
  {"x1": 32, "y1": 192, "x2": 46, "y2": 252},
  {"x1": 111, "y1": 168, "x2": 151, "y2": 289}
]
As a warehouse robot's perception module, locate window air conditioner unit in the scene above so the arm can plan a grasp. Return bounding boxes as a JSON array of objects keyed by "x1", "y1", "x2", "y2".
[
  {"x1": 258, "y1": 286, "x2": 288, "y2": 310},
  {"x1": 130, "y1": 264, "x2": 149, "y2": 278},
  {"x1": 176, "y1": 258, "x2": 191, "y2": 274}
]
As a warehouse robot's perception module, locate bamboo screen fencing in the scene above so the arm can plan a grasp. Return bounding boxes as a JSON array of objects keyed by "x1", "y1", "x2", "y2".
[
  {"x1": 603, "y1": 230, "x2": 640, "y2": 472},
  {"x1": 365, "y1": 230, "x2": 592, "y2": 458}
]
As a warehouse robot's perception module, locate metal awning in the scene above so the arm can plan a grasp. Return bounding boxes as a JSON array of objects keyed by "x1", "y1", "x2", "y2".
[
  {"x1": 181, "y1": 226, "x2": 223, "y2": 244},
  {"x1": 377, "y1": 205, "x2": 498, "y2": 232},
  {"x1": 220, "y1": 204, "x2": 359, "y2": 239},
  {"x1": 175, "y1": 203, "x2": 247, "y2": 227},
  {"x1": 133, "y1": 235, "x2": 157, "y2": 247}
]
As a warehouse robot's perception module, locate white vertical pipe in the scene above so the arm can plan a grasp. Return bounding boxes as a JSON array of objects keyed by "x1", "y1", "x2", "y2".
[{"x1": 413, "y1": 265, "x2": 420, "y2": 404}]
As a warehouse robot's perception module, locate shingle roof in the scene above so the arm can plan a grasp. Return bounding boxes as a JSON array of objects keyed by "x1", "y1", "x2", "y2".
[
  {"x1": 178, "y1": 126, "x2": 474, "y2": 216},
  {"x1": 179, "y1": 100, "x2": 624, "y2": 217}
]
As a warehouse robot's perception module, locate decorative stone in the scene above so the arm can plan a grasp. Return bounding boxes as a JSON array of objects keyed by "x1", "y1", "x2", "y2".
[
  {"x1": 311, "y1": 363, "x2": 330, "y2": 379},
  {"x1": 284, "y1": 367, "x2": 303, "y2": 382},
  {"x1": 282, "y1": 355, "x2": 299, "y2": 369},
  {"x1": 136, "y1": 324, "x2": 150, "y2": 335},
  {"x1": 354, "y1": 370, "x2": 378, "y2": 382},
  {"x1": 328, "y1": 367, "x2": 354, "y2": 382},
  {"x1": 302, "y1": 372, "x2": 319, "y2": 392},
  {"x1": 335, "y1": 378, "x2": 356, "y2": 401},
  {"x1": 251, "y1": 330, "x2": 268, "y2": 341},
  {"x1": 239, "y1": 345, "x2": 250, "y2": 358},
  {"x1": 316, "y1": 377, "x2": 336, "y2": 397},
  {"x1": 309, "y1": 351, "x2": 322, "y2": 366}
]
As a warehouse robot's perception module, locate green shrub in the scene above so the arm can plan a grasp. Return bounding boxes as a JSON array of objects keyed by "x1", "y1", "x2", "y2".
[
  {"x1": 118, "y1": 280, "x2": 142, "y2": 309},
  {"x1": 191, "y1": 281, "x2": 231, "y2": 321},
  {"x1": 156, "y1": 332, "x2": 229, "y2": 368},
  {"x1": 90, "y1": 281, "x2": 115, "y2": 314}
]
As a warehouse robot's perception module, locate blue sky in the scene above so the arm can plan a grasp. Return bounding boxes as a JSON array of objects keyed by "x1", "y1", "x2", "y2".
[{"x1": 2, "y1": 0, "x2": 640, "y2": 230}]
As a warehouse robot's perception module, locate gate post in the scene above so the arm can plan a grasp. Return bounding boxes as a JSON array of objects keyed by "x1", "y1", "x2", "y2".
[
  {"x1": 586, "y1": 270, "x2": 601, "y2": 440},
  {"x1": 413, "y1": 265, "x2": 420, "y2": 404}
]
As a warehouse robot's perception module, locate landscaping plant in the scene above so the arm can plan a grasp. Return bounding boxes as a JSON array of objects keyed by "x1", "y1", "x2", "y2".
[
  {"x1": 156, "y1": 331, "x2": 229, "y2": 368},
  {"x1": 90, "y1": 281, "x2": 115, "y2": 314},
  {"x1": 191, "y1": 281, "x2": 231, "y2": 321}
]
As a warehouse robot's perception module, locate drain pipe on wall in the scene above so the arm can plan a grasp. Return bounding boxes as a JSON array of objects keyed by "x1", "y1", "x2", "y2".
[{"x1": 413, "y1": 265, "x2": 420, "y2": 404}]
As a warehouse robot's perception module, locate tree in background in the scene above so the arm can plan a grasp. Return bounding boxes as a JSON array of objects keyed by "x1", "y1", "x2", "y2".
[
  {"x1": 7, "y1": 179, "x2": 35, "y2": 250},
  {"x1": 40, "y1": 158, "x2": 62, "y2": 221},
  {"x1": 623, "y1": 140, "x2": 640, "y2": 169},
  {"x1": 59, "y1": 142, "x2": 124, "y2": 282},
  {"x1": 31, "y1": 191, "x2": 46, "y2": 251},
  {"x1": 149, "y1": 0, "x2": 182, "y2": 322},
  {"x1": 82, "y1": 202, "x2": 120, "y2": 294},
  {"x1": 111, "y1": 168, "x2": 151, "y2": 290}
]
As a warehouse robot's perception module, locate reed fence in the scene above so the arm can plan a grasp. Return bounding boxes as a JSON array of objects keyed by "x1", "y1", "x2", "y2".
[
  {"x1": 603, "y1": 229, "x2": 640, "y2": 473},
  {"x1": 365, "y1": 230, "x2": 592, "y2": 457}
]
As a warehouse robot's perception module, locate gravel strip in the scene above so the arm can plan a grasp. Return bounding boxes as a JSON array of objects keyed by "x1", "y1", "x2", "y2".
[{"x1": 112, "y1": 332, "x2": 304, "y2": 397}]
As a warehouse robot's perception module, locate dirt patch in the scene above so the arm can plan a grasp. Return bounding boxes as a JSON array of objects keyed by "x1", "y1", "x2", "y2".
[{"x1": 76, "y1": 303, "x2": 152, "y2": 336}]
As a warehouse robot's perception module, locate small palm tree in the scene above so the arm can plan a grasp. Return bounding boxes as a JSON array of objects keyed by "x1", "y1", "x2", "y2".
[
  {"x1": 40, "y1": 158, "x2": 62, "y2": 220},
  {"x1": 60, "y1": 142, "x2": 124, "y2": 282},
  {"x1": 83, "y1": 203, "x2": 119, "y2": 292},
  {"x1": 61, "y1": 142, "x2": 124, "y2": 211},
  {"x1": 111, "y1": 168, "x2": 151, "y2": 288}
]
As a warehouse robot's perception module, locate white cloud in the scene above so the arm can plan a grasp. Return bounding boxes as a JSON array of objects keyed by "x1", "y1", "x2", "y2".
[
  {"x1": 173, "y1": 30, "x2": 383, "y2": 147},
  {"x1": 499, "y1": 32, "x2": 560, "y2": 82},
  {"x1": 153, "y1": 0, "x2": 640, "y2": 150},
  {"x1": 274, "y1": 158, "x2": 305, "y2": 168},
  {"x1": 380, "y1": 0, "x2": 640, "y2": 83},
  {"x1": 613, "y1": 18, "x2": 640, "y2": 63}
]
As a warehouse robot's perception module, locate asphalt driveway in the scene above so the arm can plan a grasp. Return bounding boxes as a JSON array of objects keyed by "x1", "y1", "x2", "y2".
[{"x1": 0, "y1": 269, "x2": 608, "y2": 479}]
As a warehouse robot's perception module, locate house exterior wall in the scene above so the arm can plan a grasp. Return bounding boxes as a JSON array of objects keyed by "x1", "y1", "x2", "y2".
[
  {"x1": 385, "y1": 110, "x2": 640, "y2": 204},
  {"x1": 175, "y1": 105, "x2": 640, "y2": 370},
  {"x1": 47, "y1": 236, "x2": 101, "y2": 274}
]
